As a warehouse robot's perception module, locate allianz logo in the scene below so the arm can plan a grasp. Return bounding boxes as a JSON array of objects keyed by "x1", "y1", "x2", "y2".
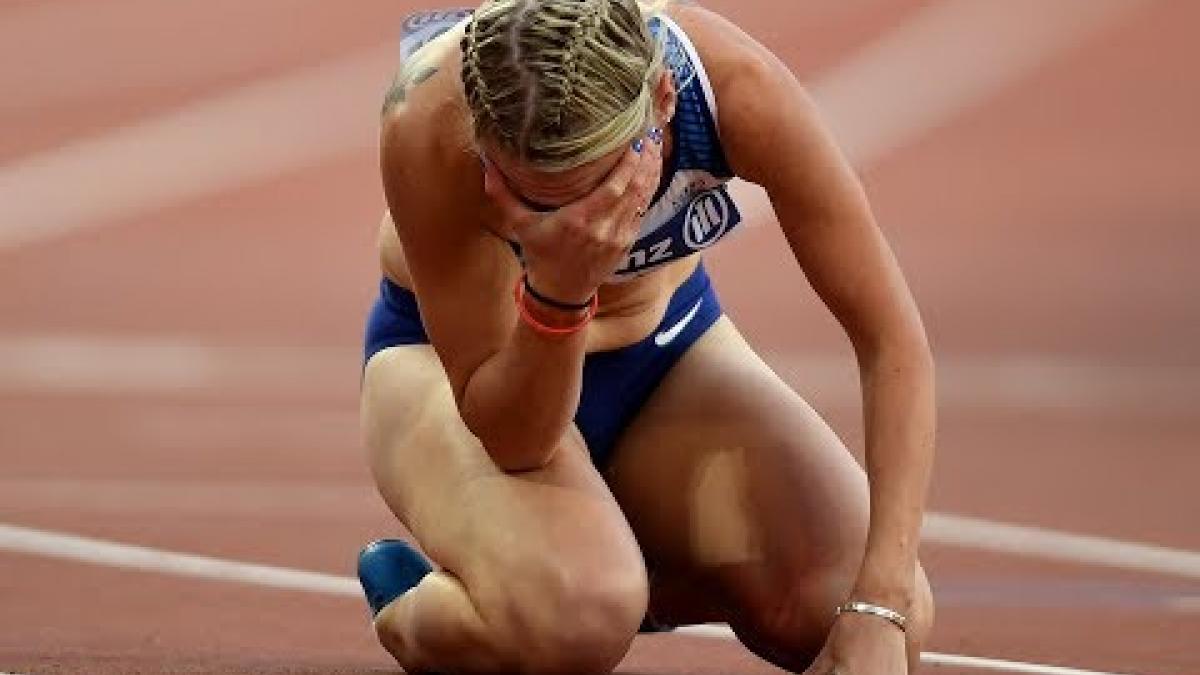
[
  {"x1": 615, "y1": 188, "x2": 735, "y2": 274},
  {"x1": 683, "y1": 188, "x2": 732, "y2": 250}
]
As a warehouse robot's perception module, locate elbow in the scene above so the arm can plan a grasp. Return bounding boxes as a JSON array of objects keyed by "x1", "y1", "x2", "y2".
[
  {"x1": 877, "y1": 341, "x2": 935, "y2": 376},
  {"x1": 477, "y1": 427, "x2": 562, "y2": 473},
  {"x1": 459, "y1": 408, "x2": 563, "y2": 473},
  {"x1": 489, "y1": 443, "x2": 559, "y2": 473},
  {"x1": 853, "y1": 331, "x2": 935, "y2": 385},
  {"x1": 895, "y1": 338, "x2": 934, "y2": 372},
  {"x1": 851, "y1": 319, "x2": 934, "y2": 370},
  {"x1": 451, "y1": 365, "x2": 568, "y2": 473}
]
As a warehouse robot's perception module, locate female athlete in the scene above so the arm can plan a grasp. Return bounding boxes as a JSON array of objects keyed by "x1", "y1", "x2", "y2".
[{"x1": 359, "y1": 1, "x2": 935, "y2": 673}]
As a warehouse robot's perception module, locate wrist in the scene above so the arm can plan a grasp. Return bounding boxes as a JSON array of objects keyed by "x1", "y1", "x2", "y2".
[
  {"x1": 524, "y1": 269, "x2": 596, "y2": 308},
  {"x1": 523, "y1": 275, "x2": 596, "y2": 313},
  {"x1": 514, "y1": 274, "x2": 596, "y2": 337},
  {"x1": 853, "y1": 540, "x2": 921, "y2": 608},
  {"x1": 850, "y1": 570, "x2": 918, "y2": 615},
  {"x1": 522, "y1": 297, "x2": 591, "y2": 330}
]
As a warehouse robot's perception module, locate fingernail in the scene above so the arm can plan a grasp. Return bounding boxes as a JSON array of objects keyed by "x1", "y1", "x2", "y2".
[
  {"x1": 649, "y1": 127, "x2": 663, "y2": 144},
  {"x1": 632, "y1": 137, "x2": 645, "y2": 154}
]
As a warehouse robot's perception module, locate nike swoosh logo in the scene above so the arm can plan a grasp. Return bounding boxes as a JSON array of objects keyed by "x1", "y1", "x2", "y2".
[{"x1": 654, "y1": 298, "x2": 704, "y2": 347}]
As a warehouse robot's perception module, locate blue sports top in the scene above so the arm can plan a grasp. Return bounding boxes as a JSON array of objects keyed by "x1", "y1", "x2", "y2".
[{"x1": 399, "y1": 9, "x2": 745, "y2": 282}]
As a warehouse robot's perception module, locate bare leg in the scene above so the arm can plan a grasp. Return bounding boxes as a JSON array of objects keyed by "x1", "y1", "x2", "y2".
[
  {"x1": 606, "y1": 319, "x2": 934, "y2": 672},
  {"x1": 362, "y1": 346, "x2": 648, "y2": 674}
]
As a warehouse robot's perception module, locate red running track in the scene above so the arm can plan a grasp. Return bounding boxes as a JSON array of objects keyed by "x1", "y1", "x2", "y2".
[{"x1": 1, "y1": 1, "x2": 1198, "y2": 673}]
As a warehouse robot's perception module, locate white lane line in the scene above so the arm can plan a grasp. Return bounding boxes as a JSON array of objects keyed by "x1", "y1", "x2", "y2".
[
  {"x1": 0, "y1": 479, "x2": 374, "y2": 519},
  {"x1": 3, "y1": 478, "x2": 1198, "y2": 582},
  {"x1": 1165, "y1": 596, "x2": 1200, "y2": 614},
  {"x1": 920, "y1": 652, "x2": 1142, "y2": 675},
  {"x1": 0, "y1": 522, "x2": 359, "y2": 597},
  {"x1": 5, "y1": 478, "x2": 1200, "y2": 587},
  {"x1": 766, "y1": 352, "x2": 1199, "y2": 415},
  {"x1": 925, "y1": 513, "x2": 1200, "y2": 581},
  {"x1": 0, "y1": 335, "x2": 351, "y2": 395},
  {"x1": 810, "y1": 0, "x2": 1146, "y2": 168},
  {"x1": 676, "y1": 625, "x2": 1140, "y2": 675},
  {"x1": 0, "y1": 42, "x2": 393, "y2": 250},
  {"x1": 0, "y1": 2, "x2": 364, "y2": 113},
  {"x1": 2, "y1": 335, "x2": 1197, "y2": 415},
  {"x1": 0, "y1": 1, "x2": 1146, "y2": 250},
  {"x1": 0, "y1": 522, "x2": 1157, "y2": 675},
  {"x1": 729, "y1": 0, "x2": 1146, "y2": 225}
]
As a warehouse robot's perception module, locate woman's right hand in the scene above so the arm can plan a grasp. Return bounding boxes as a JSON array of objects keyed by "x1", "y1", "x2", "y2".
[{"x1": 482, "y1": 132, "x2": 664, "y2": 305}]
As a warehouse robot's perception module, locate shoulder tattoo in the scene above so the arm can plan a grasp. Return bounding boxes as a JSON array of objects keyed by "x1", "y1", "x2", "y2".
[{"x1": 381, "y1": 64, "x2": 440, "y2": 115}]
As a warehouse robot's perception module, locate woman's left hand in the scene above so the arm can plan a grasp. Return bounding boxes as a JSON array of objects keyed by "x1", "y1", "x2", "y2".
[{"x1": 802, "y1": 611, "x2": 908, "y2": 675}]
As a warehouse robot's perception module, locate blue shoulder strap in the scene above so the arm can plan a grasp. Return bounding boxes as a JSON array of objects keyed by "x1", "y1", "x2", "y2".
[{"x1": 400, "y1": 8, "x2": 473, "y2": 60}]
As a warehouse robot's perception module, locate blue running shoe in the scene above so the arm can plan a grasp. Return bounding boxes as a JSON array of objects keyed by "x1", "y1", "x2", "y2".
[{"x1": 357, "y1": 538, "x2": 434, "y2": 616}]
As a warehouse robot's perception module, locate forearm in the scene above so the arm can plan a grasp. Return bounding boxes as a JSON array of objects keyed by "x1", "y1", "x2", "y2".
[
  {"x1": 852, "y1": 339, "x2": 936, "y2": 612},
  {"x1": 459, "y1": 305, "x2": 588, "y2": 471}
]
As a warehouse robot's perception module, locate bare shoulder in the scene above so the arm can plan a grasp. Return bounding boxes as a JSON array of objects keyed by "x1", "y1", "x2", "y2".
[
  {"x1": 665, "y1": 4, "x2": 825, "y2": 184},
  {"x1": 381, "y1": 15, "x2": 470, "y2": 118},
  {"x1": 377, "y1": 36, "x2": 516, "y2": 299},
  {"x1": 379, "y1": 39, "x2": 482, "y2": 244},
  {"x1": 377, "y1": 40, "x2": 519, "y2": 391}
]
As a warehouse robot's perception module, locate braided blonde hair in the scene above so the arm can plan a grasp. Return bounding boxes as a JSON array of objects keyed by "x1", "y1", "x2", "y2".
[{"x1": 461, "y1": 0, "x2": 667, "y2": 171}]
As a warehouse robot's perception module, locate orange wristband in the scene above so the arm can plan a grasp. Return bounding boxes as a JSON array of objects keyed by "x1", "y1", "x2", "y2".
[{"x1": 513, "y1": 274, "x2": 597, "y2": 338}]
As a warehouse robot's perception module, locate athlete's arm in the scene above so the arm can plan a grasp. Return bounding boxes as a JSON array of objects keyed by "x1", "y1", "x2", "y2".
[
  {"x1": 380, "y1": 112, "x2": 589, "y2": 472},
  {"x1": 689, "y1": 9, "x2": 936, "y2": 614}
]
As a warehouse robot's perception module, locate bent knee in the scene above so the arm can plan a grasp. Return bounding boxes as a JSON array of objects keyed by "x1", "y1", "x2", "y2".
[
  {"x1": 734, "y1": 560, "x2": 936, "y2": 671},
  {"x1": 731, "y1": 591, "x2": 826, "y2": 672},
  {"x1": 493, "y1": 561, "x2": 648, "y2": 673},
  {"x1": 739, "y1": 556, "x2": 857, "y2": 637}
]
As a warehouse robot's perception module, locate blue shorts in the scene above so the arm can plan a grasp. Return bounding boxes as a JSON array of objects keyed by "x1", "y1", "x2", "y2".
[{"x1": 363, "y1": 263, "x2": 723, "y2": 467}]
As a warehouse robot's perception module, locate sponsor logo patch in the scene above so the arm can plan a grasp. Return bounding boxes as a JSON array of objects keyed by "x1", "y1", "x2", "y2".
[{"x1": 683, "y1": 189, "x2": 731, "y2": 250}]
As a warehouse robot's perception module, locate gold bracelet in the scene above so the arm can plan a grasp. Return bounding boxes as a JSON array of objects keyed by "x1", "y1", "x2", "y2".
[{"x1": 835, "y1": 601, "x2": 908, "y2": 632}]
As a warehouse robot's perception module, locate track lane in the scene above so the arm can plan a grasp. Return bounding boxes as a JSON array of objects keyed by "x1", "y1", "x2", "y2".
[{"x1": 1, "y1": 0, "x2": 1196, "y2": 672}]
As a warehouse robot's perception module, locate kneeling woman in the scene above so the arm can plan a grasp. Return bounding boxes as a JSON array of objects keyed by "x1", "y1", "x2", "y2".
[{"x1": 359, "y1": 1, "x2": 935, "y2": 673}]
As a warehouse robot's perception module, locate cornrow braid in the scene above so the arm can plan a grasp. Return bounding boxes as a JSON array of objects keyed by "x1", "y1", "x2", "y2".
[
  {"x1": 460, "y1": 9, "x2": 499, "y2": 135},
  {"x1": 550, "y1": 0, "x2": 606, "y2": 130},
  {"x1": 462, "y1": 0, "x2": 665, "y2": 171}
]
